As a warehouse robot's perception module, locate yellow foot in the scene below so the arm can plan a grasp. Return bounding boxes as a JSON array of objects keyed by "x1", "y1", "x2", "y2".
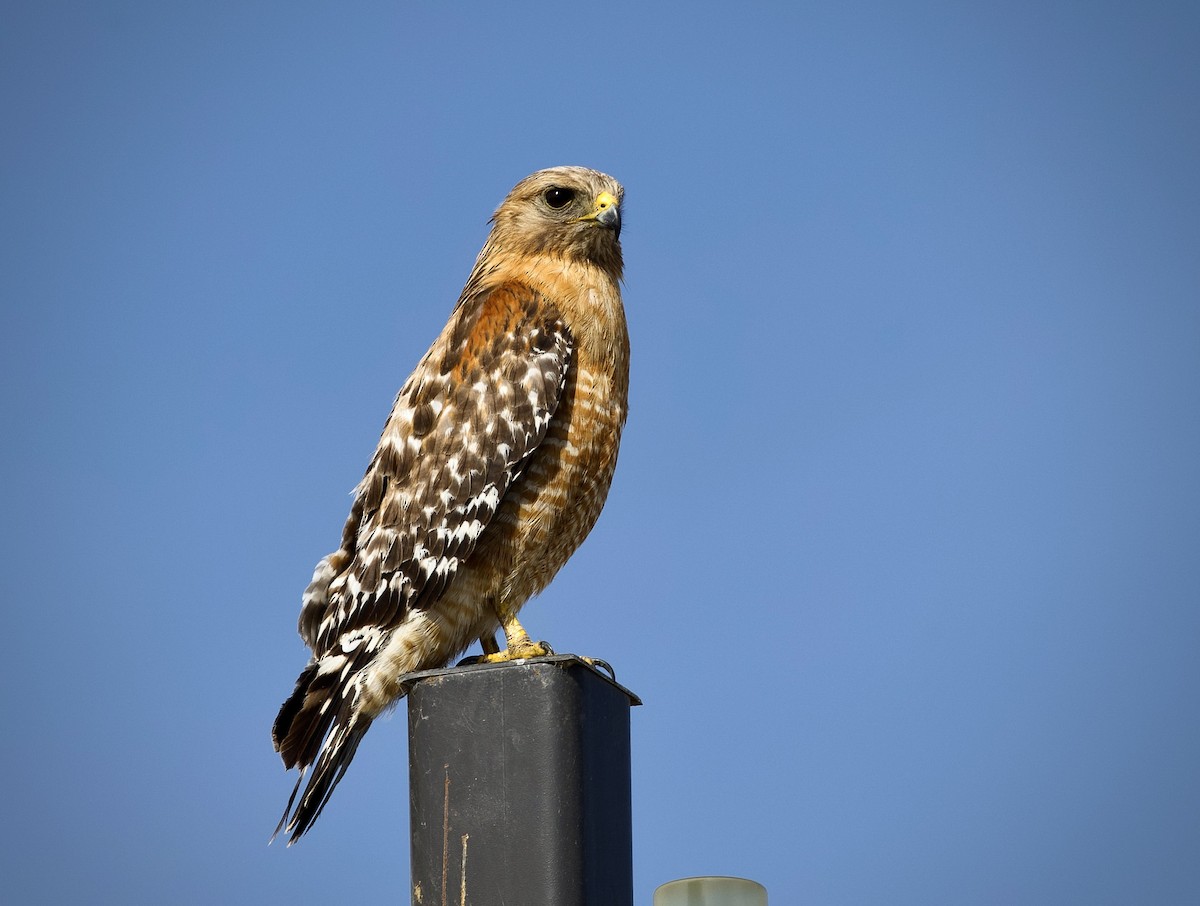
[{"x1": 479, "y1": 639, "x2": 555, "y2": 663}]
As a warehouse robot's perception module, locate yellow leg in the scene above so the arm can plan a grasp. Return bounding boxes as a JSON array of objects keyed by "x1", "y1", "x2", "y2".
[{"x1": 479, "y1": 609, "x2": 553, "y2": 662}]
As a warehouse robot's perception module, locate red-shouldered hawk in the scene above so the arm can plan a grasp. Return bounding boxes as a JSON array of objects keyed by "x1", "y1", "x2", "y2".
[{"x1": 271, "y1": 166, "x2": 629, "y2": 843}]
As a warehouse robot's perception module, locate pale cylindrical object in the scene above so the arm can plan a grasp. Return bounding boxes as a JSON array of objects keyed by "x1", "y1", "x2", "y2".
[{"x1": 653, "y1": 876, "x2": 767, "y2": 906}]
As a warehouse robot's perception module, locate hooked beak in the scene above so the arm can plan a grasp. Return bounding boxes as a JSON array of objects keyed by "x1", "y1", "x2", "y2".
[{"x1": 577, "y1": 191, "x2": 621, "y2": 238}]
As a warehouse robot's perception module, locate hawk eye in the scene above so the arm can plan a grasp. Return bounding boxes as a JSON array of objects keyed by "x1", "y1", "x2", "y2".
[{"x1": 544, "y1": 187, "x2": 575, "y2": 209}]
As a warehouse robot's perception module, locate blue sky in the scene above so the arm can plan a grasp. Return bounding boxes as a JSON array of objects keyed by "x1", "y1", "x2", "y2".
[{"x1": 3, "y1": 2, "x2": 1198, "y2": 903}]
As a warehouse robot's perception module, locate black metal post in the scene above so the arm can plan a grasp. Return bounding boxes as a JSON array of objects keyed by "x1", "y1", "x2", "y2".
[{"x1": 406, "y1": 654, "x2": 640, "y2": 906}]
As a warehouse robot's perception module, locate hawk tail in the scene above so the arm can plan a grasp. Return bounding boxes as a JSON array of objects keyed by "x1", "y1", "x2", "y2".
[{"x1": 271, "y1": 649, "x2": 378, "y2": 844}]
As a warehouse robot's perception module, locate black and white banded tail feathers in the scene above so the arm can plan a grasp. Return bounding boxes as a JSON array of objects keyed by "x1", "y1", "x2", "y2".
[{"x1": 271, "y1": 634, "x2": 381, "y2": 844}]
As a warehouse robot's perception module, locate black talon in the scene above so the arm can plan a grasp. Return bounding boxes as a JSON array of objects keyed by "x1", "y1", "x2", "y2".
[{"x1": 588, "y1": 658, "x2": 616, "y2": 680}]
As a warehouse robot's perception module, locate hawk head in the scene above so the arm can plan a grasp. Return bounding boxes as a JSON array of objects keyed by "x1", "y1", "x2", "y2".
[{"x1": 489, "y1": 166, "x2": 624, "y2": 273}]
